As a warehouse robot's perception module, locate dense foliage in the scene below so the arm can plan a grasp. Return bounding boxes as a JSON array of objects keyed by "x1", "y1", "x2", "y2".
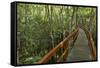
[{"x1": 17, "y1": 3, "x2": 96, "y2": 64}]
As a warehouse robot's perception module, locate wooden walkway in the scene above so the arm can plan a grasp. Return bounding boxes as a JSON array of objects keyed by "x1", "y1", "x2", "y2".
[
  {"x1": 67, "y1": 28, "x2": 92, "y2": 62},
  {"x1": 36, "y1": 27, "x2": 96, "y2": 64}
]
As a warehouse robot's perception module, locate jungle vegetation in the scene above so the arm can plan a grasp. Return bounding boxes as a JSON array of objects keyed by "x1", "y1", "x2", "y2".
[{"x1": 17, "y1": 3, "x2": 97, "y2": 65}]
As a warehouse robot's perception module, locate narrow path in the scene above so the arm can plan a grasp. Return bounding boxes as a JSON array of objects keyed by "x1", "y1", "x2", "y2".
[{"x1": 67, "y1": 28, "x2": 92, "y2": 62}]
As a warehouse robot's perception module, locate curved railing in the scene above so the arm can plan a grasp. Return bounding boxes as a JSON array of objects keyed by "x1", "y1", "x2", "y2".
[{"x1": 81, "y1": 27, "x2": 96, "y2": 60}]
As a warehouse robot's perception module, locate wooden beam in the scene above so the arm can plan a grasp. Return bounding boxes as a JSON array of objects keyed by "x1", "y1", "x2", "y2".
[{"x1": 57, "y1": 48, "x2": 68, "y2": 62}]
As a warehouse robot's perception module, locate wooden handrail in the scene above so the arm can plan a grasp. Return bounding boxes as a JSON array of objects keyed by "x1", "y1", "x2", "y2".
[
  {"x1": 81, "y1": 27, "x2": 96, "y2": 60},
  {"x1": 88, "y1": 32, "x2": 96, "y2": 60},
  {"x1": 37, "y1": 28, "x2": 79, "y2": 64}
]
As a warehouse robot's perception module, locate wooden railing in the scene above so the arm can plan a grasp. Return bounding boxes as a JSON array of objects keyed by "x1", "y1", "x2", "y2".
[
  {"x1": 81, "y1": 27, "x2": 96, "y2": 60},
  {"x1": 37, "y1": 28, "x2": 79, "y2": 64}
]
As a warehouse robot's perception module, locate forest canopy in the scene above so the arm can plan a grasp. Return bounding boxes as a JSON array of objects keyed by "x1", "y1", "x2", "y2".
[{"x1": 17, "y1": 3, "x2": 97, "y2": 65}]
